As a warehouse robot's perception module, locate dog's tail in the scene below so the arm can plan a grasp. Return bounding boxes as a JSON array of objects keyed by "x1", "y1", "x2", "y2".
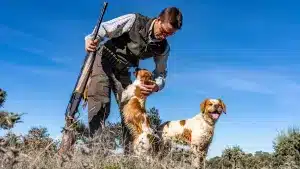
[
  {"x1": 155, "y1": 121, "x2": 170, "y2": 138},
  {"x1": 152, "y1": 121, "x2": 171, "y2": 154}
]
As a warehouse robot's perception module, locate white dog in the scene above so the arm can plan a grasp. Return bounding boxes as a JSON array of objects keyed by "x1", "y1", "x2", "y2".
[
  {"x1": 119, "y1": 68, "x2": 160, "y2": 156},
  {"x1": 157, "y1": 98, "x2": 227, "y2": 168}
]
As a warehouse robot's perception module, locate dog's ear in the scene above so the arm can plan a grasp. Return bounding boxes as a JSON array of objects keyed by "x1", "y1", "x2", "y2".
[
  {"x1": 134, "y1": 67, "x2": 141, "y2": 77},
  {"x1": 218, "y1": 98, "x2": 226, "y2": 114},
  {"x1": 200, "y1": 99, "x2": 209, "y2": 113}
]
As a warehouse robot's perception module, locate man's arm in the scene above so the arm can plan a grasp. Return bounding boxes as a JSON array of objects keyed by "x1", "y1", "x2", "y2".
[
  {"x1": 85, "y1": 13, "x2": 136, "y2": 41},
  {"x1": 152, "y1": 44, "x2": 170, "y2": 92}
]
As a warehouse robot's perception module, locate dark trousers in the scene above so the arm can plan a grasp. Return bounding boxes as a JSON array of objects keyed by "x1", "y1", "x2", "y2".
[{"x1": 87, "y1": 46, "x2": 133, "y2": 153}]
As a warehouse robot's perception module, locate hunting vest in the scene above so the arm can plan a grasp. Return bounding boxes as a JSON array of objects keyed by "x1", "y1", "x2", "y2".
[{"x1": 103, "y1": 13, "x2": 169, "y2": 68}]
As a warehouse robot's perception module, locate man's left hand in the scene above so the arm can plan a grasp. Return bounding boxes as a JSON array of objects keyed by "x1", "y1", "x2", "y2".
[{"x1": 140, "y1": 83, "x2": 159, "y2": 97}]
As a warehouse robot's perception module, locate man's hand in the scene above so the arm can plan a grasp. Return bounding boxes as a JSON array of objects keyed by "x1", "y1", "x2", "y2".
[
  {"x1": 140, "y1": 83, "x2": 159, "y2": 97},
  {"x1": 85, "y1": 39, "x2": 99, "y2": 52}
]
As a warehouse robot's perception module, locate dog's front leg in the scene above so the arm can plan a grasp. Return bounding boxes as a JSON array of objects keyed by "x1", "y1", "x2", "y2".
[{"x1": 190, "y1": 144, "x2": 206, "y2": 169}]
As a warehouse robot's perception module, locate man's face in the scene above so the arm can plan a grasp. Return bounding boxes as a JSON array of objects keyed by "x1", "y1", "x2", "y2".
[{"x1": 153, "y1": 18, "x2": 177, "y2": 40}]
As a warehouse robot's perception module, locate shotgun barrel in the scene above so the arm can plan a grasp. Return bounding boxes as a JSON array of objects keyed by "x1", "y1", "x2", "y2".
[
  {"x1": 65, "y1": 2, "x2": 108, "y2": 118},
  {"x1": 58, "y1": 2, "x2": 108, "y2": 155}
]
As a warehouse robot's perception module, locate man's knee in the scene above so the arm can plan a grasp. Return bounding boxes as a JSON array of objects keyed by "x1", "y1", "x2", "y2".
[
  {"x1": 87, "y1": 73, "x2": 112, "y2": 131},
  {"x1": 88, "y1": 99, "x2": 111, "y2": 137},
  {"x1": 87, "y1": 74, "x2": 111, "y2": 114},
  {"x1": 88, "y1": 101, "x2": 110, "y2": 122}
]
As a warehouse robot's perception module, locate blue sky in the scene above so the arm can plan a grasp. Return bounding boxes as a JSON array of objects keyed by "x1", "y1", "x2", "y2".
[{"x1": 0, "y1": 0, "x2": 299, "y2": 158}]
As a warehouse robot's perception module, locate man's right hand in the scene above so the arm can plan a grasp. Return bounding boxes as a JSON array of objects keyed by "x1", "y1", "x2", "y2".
[{"x1": 85, "y1": 39, "x2": 99, "y2": 52}]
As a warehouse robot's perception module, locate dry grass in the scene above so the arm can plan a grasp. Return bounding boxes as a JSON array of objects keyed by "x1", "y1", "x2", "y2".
[{"x1": 0, "y1": 126, "x2": 195, "y2": 169}]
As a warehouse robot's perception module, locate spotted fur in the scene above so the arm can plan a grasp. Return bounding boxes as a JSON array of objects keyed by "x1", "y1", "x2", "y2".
[
  {"x1": 158, "y1": 98, "x2": 227, "y2": 168},
  {"x1": 120, "y1": 68, "x2": 159, "y2": 156}
]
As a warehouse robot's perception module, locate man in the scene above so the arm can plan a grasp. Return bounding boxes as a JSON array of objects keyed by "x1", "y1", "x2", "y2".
[{"x1": 84, "y1": 7, "x2": 183, "y2": 152}]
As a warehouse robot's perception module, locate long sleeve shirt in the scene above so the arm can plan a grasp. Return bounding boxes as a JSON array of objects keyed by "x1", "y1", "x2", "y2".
[{"x1": 84, "y1": 13, "x2": 169, "y2": 91}]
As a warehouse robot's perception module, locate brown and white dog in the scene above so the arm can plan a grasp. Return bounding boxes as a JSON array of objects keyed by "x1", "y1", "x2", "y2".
[
  {"x1": 157, "y1": 98, "x2": 227, "y2": 168},
  {"x1": 119, "y1": 68, "x2": 159, "y2": 156}
]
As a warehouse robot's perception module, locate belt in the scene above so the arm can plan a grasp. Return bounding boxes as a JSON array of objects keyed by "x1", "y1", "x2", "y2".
[{"x1": 101, "y1": 45, "x2": 132, "y2": 73}]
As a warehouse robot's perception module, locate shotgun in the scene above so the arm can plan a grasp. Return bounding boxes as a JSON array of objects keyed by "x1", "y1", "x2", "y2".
[{"x1": 58, "y1": 1, "x2": 108, "y2": 155}]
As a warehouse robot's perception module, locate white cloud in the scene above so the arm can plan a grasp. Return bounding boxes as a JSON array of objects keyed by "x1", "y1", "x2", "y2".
[
  {"x1": 217, "y1": 77, "x2": 274, "y2": 94},
  {"x1": 0, "y1": 24, "x2": 76, "y2": 66},
  {"x1": 168, "y1": 65, "x2": 300, "y2": 108},
  {"x1": 0, "y1": 24, "x2": 52, "y2": 45},
  {"x1": 0, "y1": 61, "x2": 75, "y2": 77}
]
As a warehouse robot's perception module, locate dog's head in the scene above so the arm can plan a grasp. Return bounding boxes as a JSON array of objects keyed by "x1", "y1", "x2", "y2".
[
  {"x1": 134, "y1": 68, "x2": 154, "y2": 85},
  {"x1": 200, "y1": 98, "x2": 226, "y2": 121}
]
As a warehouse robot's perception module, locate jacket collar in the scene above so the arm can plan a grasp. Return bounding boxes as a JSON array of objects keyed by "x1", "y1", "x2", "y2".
[
  {"x1": 148, "y1": 19, "x2": 161, "y2": 43},
  {"x1": 139, "y1": 17, "x2": 162, "y2": 44}
]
